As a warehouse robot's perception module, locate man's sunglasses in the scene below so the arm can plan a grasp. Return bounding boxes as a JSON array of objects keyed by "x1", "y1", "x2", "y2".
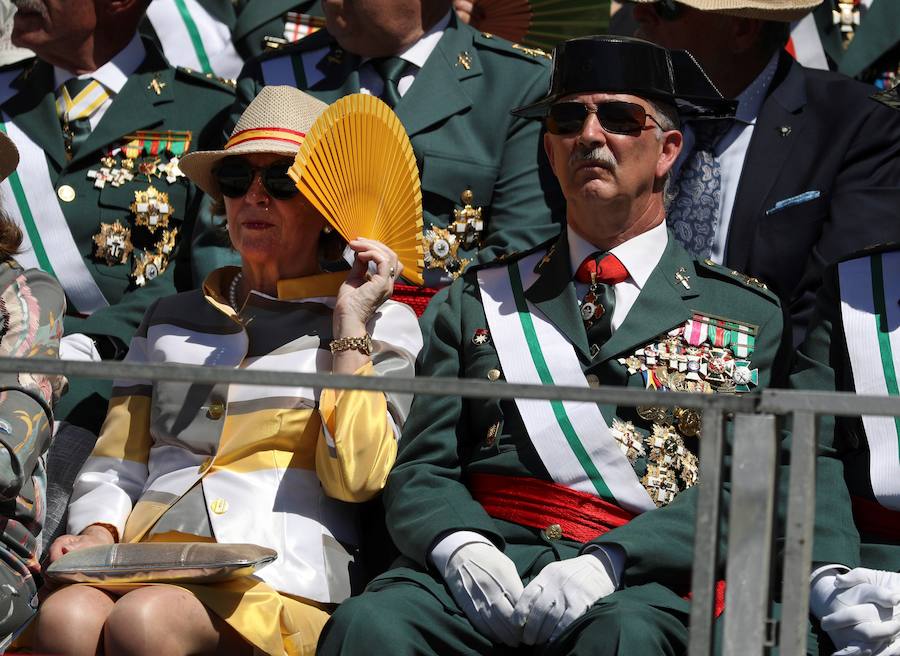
[
  {"x1": 546, "y1": 101, "x2": 665, "y2": 136},
  {"x1": 213, "y1": 158, "x2": 299, "y2": 200}
]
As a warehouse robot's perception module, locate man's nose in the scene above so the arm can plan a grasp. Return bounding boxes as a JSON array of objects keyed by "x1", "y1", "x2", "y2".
[{"x1": 577, "y1": 112, "x2": 606, "y2": 149}]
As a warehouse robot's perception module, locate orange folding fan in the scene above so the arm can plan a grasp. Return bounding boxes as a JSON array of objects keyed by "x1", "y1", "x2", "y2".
[
  {"x1": 289, "y1": 94, "x2": 425, "y2": 285},
  {"x1": 468, "y1": 0, "x2": 610, "y2": 51}
]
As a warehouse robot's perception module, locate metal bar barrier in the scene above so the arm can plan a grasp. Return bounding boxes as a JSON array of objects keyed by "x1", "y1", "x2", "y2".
[{"x1": 6, "y1": 356, "x2": 900, "y2": 655}]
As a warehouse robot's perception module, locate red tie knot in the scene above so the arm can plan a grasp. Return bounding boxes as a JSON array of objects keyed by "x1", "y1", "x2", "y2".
[{"x1": 575, "y1": 253, "x2": 628, "y2": 285}]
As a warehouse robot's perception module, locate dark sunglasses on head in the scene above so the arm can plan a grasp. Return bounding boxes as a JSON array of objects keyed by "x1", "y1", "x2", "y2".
[
  {"x1": 213, "y1": 157, "x2": 299, "y2": 200},
  {"x1": 653, "y1": 0, "x2": 684, "y2": 20},
  {"x1": 546, "y1": 101, "x2": 665, "y2": 136}
]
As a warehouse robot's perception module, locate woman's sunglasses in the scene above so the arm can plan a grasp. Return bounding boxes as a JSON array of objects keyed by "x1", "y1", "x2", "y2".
[
  {"x1": 546, "y1": 101, "x2": 664, "y2": 136},
  {"x1": 213, "y1": 158, "x2": 299, "y2": 200}
]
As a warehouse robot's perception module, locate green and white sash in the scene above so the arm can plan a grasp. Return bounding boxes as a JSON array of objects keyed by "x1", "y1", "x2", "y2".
[
  {"x1": 839, "y1": 251, "x2": 900, "y2": 510},
  {"x1": 146, "y1": 0, "x2": 243, "y2": 80},
  {"x1": 0, "y1": 113, "x2": 108, "y2": 314},
  {"x1": 478, "y1": 252, "x2": 655, "y2": 514}
]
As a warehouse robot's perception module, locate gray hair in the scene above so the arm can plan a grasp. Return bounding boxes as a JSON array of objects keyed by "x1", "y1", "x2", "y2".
[{"x1": 648, "y1": 99, "x2": 680, "y2": 208}]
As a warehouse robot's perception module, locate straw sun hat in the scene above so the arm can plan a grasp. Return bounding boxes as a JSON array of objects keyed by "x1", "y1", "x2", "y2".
[
  {"x1": 627, "y1": 0, "x2": 821, "y2": 22},
  {"x1": 179, "y1": 85, "x2": 328, "y2": 199},
  {"x1": 0, "y1": 131, "x2": 19, "y2": 183}
]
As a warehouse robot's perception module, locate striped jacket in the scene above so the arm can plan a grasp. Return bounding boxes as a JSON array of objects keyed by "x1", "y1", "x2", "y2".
[{"x1": 68, "y1": 267, "x2": 423, "y2": 603}]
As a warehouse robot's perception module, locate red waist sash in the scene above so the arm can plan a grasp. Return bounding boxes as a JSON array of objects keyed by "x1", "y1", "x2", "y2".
[
  {"x1": 852, "y1": 495, "x2": 900, "y2": 542},
  {"x1": 469, "y1": 472, "x2": 726, "y2": 616},
  {"x1": 392, "y1": 283, "x2": 439, "y2": 317}
]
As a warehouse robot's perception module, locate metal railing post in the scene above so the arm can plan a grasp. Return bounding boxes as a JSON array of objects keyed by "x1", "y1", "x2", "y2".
[
  {"x1": 688, "y1": 407, "x2": 725, "y2": 656},
  {"x1": 778, "y1": 410, "x2": 817, "y2": 656},
  {"x1": 723, "y1": 413, "x2": 779, "y2": 656}
]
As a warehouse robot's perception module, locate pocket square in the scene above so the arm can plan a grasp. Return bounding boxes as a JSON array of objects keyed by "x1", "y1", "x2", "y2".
[{"x1": 765, "y1": 190, "x2": 821, "y2": 215}]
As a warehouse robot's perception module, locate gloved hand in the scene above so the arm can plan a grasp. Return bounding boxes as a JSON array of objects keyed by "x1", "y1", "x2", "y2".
[
  {"x1": 59, "y1": 333, "x2": 101, "y2": 362},
  {"x1": 837, "y1": 569, "x2": 900, "y2": 595},
  {"x1": 442, "y1": 541, "x2": 525, "y2": 646},
  {"x1": 811, "y1": 569, "x2": 900, "y2": 656},
  {"x1": 513, "y1": 552, "x2": 618, "y2": 645}
]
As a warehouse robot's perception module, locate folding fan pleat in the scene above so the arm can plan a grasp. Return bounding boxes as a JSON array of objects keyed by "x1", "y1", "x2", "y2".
[
  {"x1": 469, "y1": 0, "x2": 610, "y2": 51},
  {"x1": 289, "y1": 94, "x2": 424, "y2": 285}
]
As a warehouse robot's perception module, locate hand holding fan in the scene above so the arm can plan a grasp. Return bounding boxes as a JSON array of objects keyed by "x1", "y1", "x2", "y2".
[{"x1": 289, "y1": 94, "x2": 425, "y2": 286}]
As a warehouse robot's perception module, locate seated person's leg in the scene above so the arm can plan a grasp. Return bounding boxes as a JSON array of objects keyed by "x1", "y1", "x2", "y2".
[
  {"x1": 318, "y1": 571, "x2": 500, "y2": 656},
  {"x1": 539, "y1": 584, "x2": 690, "y2": 656},
  {"x1": 34, "y1": 585, "x2": 115, "y2": 656}
]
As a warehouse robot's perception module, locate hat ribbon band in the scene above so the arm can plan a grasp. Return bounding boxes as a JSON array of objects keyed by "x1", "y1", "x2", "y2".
[{"x1": 225, "y1": 127, "x2": 306, "y2": 150}]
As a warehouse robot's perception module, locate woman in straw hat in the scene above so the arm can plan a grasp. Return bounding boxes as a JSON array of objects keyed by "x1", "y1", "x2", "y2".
[
  {"x1": 35, "y1": 86, "x2": 423, "y2": 656},
  {"x1": 0, "y1": 132, "x2": 66, "y2": 641}
]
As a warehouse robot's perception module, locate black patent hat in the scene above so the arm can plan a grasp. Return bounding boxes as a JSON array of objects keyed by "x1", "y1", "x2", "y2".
[{"x1": 512, "y1": 35, "x2": 737, "y2": 121}]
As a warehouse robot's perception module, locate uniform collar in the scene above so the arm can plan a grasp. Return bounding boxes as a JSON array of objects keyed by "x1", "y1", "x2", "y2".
[
  {"x1": 53, "y1": 33, "x2": 145, "y2": 94},
  {"x1": 567, "y1": 220, "x2": 668, "y2": 290}
]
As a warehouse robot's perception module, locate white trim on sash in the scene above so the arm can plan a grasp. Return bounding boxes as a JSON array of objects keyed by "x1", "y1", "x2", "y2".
[
  {"x1": 839, "y1": 253, "x2": 900, "y2": 510},
  {"x1": 260, "y1": 56, "x2": 297, "y2": 87},
  {"x1": 0, "y1": 113, "x2": 108, "y2": 314},
  {"x1": 146, "y1": 0, "x2": 244, "y2": 80},
  {"x1": 478, "y1": 252, "x2": 655, "y2": 514}
]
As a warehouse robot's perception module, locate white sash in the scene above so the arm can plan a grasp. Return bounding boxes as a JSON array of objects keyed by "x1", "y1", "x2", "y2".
[
  {"x1": 146, "y1": 0, "x2": 244, "y2": 80},
  {"x1": 478, "y1": 253, "x2": 655, "y2": 514},
  {"x1": 839, "y1": 251, "x2": 900, "y2": 510},
  {"x1": 0, "y1": 113, "x2": 108, "y2": 314}
]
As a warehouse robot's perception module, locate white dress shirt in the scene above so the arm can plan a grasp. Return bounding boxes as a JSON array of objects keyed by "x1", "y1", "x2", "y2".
[
  {"x1": 568, "y1": 221, "x2": 669, "y2": 332},
  {"x1": 53, "y1": 34, "x2": 146, "y2": 130},
  {"x1": 301, "y1": 11, "x2": 452, "y2": 100},
  {"x1": 672, "y1": 52, "x2": 779, "y2": 264}
]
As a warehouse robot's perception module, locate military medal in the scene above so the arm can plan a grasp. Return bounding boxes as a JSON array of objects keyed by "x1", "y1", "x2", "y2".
[
  {"x1": 93, "y1": 221, "x2": 133, "y2": 265},
  {"x1": 158, "y1": 156, "x2": 184, "y2": 184},
  {"x1": 452, "y1": 189, "x2": 484, "y2": 251},
  {"x1": 832, "y1": 0, "x2": 861, "y2": 48},
  {"x1": 131, "y1": 186, "x2": 172, "y2": 233},
  {"x1": 732, "y1": 361, "x2": 759, "y2": 392},
  {"x1": 138, "y1": 158, "x2": 161, "y2": 182},
  {"x1": 423, "y1": 227, "x2": 470, "y2": 279},
  {"x1": 611, "y1": 418, "x2": 645, "y2": 463},
  {"x1": 132, "y1": 250, "x2": 167, "y2": 287},
  {"x1": 283, "y1": 11, "x2": 326, "y2": 42},
  {"x1": 642, "y1": 463, "x2": 680, "y2": 507},
  {"x1": 157, "y1": 227, "x2": 179, "y2": 257},
  {"x1": 472, "y1": 328, "x2": 490, "y2": 345}
]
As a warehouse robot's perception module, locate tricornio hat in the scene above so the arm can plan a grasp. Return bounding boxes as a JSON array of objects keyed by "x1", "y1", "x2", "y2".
[
  {"x1": 626, "y1": 0, "x2": 821, "y2": 22},
  {"x1": 512, "y1": 35, "x2": 736, "y2": 121},
  {"x1": 179, "y1": 85, "x2": 328, "y2": 199},
  {"x1": 0, "y1": 131, "x2": 18, "y2": 183}
]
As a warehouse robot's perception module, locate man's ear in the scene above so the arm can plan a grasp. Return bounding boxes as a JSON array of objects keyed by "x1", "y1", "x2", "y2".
[{"x1": 656, "y1": 129, "x2": 683, "y2": 179}]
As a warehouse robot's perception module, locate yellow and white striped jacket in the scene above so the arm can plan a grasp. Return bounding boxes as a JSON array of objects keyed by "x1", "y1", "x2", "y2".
[{"x1": 67, "y1": 267, "x2": 423, "y2": 603}]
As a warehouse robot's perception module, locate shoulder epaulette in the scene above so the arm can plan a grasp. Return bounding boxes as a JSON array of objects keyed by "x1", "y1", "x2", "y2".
[
  {"x1": 836, "y1": 242, "x2": 900, "y2": 265},
  {"x1": 257, "y1": 28, "x2": 334, "y2": 62},
  {"x1": 466, "y1": 235, "x2": 557, "y2": 275},
  {"x1": 175, "y1": 66, "x2": 236, "y2": 90},
  {"x1": 473, "y1": 31, "x2": 552, "y2": 62},
  {"x1": 695, "y1": 258, "x2": 779, "y2": 301}
]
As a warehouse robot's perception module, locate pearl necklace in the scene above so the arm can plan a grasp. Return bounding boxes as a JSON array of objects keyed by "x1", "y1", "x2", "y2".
[{"x1": 229, "y1": 271, "x2": 243, "y2": 311}]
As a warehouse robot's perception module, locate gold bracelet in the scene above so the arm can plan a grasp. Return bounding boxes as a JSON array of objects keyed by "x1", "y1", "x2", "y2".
[{"x1": 329, "y1": 334, "x2": 372, "y2": 355}]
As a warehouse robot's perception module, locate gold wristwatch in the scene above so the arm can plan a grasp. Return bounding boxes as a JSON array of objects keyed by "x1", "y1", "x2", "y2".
[{"x1": 329, "y1": 334, "x2": 373, "y2": 355}]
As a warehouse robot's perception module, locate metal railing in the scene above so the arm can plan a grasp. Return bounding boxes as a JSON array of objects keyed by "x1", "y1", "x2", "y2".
[{"x1": 4, "y1": 357, "x2": 898, "y2": 655}]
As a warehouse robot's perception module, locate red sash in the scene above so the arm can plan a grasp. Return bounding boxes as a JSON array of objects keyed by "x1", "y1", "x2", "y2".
[
  {"x1": 391, "y1": 283, "x2": 439, "y2": 317},
  {"x1": 469, "y1": 472, "x2": 726, "y2": 616},
  {"x1": 852, "y1": 495, "x2": 900, "y2": 542}
]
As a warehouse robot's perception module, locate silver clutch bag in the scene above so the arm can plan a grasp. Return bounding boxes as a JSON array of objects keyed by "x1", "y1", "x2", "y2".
[{"x1": 46, "y1": 542, "x2": 278, "y2": 584}]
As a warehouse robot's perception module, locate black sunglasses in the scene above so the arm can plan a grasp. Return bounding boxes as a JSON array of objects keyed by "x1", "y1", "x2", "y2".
[
  {"x1": 546, "y1": 101, "x2": 665, "y2": 136},
  {"x1": 653, "y1": 0, "x2": 684, "y2": 20},
  {"x1": 213, "y1": 158, "x2": 299, "y2": 200}
]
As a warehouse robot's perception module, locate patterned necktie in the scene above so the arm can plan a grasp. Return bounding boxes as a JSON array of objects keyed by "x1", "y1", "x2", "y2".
[
  {"x1": 371, "y1": 56, "x2": 407, "y2": 108},
  {"x1": 667, "y1": 119, "x2": 732, "y2": 257},
  {"x1": 575, "y1": 252, "x2": 629, "y2": 348},
  {"x1": 56, "y1": 77, "x2": 109, "y2": 158}
]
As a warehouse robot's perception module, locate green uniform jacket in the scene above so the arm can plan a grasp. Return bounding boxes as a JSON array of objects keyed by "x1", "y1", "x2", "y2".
[
  {"x1": 232, "y1": 0, "x2": 323, "y2": 61},
  {"x1": 791, "y1": 244, "x2": 900, "y2": 572},
  {"x1": 0, "y1": 39, "x2": 234, "y2": 429},
  {"x1": 812, "y1": 0, "x2": 900, "y2": 85},
  {"x1": 384, "y1": 231, "x2": 786, "y2": 606},
  {"x1": 226, "y1": 13, "x2": 563, "y2": 286}
]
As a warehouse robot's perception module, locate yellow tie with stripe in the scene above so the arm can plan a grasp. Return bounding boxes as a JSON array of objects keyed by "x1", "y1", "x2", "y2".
[{"x1": 56, "y1": 78, "x2": 110, "y2": 158}]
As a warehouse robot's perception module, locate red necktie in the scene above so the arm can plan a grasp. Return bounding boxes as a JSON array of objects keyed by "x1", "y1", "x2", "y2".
[
  {"x1": 575, "y1": 253, "x2": 628, "y2": 285},
  {"x1": 575, "y1": 253, "x2": 628, "y2": 352}
]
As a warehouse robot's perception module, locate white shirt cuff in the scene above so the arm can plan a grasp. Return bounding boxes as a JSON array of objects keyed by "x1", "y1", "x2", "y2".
[
  {"x1": 809, "y1": 564, "x2": 850, "y2": 619},
  {"x1": 429, "y1": 530, "x2": 493, "y2": 576},
  {"x1": 583, "y1": 544, "x2": 625, "y2": 589}
]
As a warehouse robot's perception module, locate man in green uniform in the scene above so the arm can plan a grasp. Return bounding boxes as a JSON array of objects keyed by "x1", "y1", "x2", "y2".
[
  {"x1": 791, "y1": 243, "x2": 900, "y2": 655},
  {"x1": 4, "y1": 0, "x2": 235, "y2": 431},
  {"x1": 228, "y1": 0, "x2": 564, "y2": 290},
  {"x1": 318, "y1": 36, "x2": 788, "y2": 655}
]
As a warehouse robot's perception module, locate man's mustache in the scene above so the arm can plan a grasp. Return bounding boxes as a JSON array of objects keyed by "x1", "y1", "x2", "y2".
[{"x1": 570, "y1": 147, "x2": 617, "y2": 171}]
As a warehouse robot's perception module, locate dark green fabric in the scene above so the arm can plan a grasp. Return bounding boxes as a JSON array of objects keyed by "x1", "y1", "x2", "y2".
[
  {"x1": 0, "y1": 39, "x2": 235, "y2": 430},
  {"x1": 812, "y1": 1, "x2": 900, "y2": 80},
  {"x1": 232, "y1": 0, "x2": 322, "y2": 60},
  {"x1": 371, "y1": 56, "x2": 407, "y2": 109}
]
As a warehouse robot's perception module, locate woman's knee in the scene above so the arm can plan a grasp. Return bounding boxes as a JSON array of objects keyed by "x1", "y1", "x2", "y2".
[{"x1": 34, "y1": 585, "x2": 115, "y2": 654}]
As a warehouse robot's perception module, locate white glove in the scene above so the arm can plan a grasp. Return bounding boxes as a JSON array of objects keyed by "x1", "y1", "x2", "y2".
[
  {"x1": 811, "y1": 568, "x2": 900, "y2": 656},
  {"x1": 513, "y1": 552, "x2": 618, "y2": 645},
  {"x1": 838, "y1": 569, "x2": 900, "y2": 595},
  {"x1": 441, "y1": 541, "x2": 525, "y2": 647},
  {"x1": 59, "y1": 333, "x2": 101, "y2": 362}
]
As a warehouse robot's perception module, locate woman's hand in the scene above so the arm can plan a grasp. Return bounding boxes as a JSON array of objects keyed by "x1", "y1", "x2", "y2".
[
  {"x1": 48, "y1": 525, "x2": 116, "y2": 564},
  {"x1": 333, "y1": 238, "x2": 401, "y2": 336}
]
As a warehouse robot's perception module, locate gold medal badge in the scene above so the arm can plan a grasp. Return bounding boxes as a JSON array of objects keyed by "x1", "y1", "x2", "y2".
[
  {"x1": 131, "y1": 186, "x2": 172, "y2": 234},
  {"x1": 157, "y1": 227, "x2": 179, "y2": 257},
  {"x1": 132, "y1": 250, "x2": 167, "y2": 287},
  {"x1": 452, "y1": 189, "x2": 484, "y2": 251},
  {"x1": 423, "y1": 226, "x2": 470, "y2": 279},
  {"x1": 92, "y1": 221, "x2": 133, "y2": 266}
]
